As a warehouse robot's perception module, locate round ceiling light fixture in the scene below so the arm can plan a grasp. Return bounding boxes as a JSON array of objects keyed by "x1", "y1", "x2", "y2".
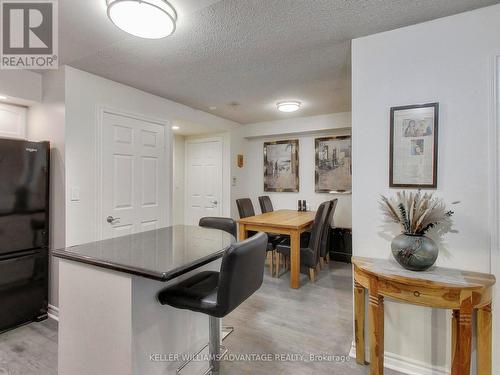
[
  {"x1": 106, "y1": 0, "x2": 177, "y2": 39},
  {"x1": 276, "y1": 101, "x2": 301, "y2": 113}
]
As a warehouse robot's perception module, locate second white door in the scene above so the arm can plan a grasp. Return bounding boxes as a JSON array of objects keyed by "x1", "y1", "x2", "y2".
[{"x1": 185, "y1": 139, "x2": 223, "y2": 225}]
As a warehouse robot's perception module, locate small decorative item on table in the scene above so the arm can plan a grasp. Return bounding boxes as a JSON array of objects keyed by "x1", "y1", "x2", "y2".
[{"x1": 379, "y1": 191, "x2": 457, "y2": 271}]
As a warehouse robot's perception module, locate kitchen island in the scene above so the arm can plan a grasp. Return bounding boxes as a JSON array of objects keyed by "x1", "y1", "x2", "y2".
[{"x1": 53, "y1": 225, "x2": 234, "y2": 375}]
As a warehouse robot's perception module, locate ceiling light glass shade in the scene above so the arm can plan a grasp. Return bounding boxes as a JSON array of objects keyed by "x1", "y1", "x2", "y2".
[
  {"x1": 106, "y1": 0, "x2": 177, "y2": 39},
  {"x1": 277, "y1": 101, "x2": 301, "y2": 112}
]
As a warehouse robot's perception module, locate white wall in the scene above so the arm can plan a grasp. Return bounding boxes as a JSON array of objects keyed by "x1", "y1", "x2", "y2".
[
  {"x1": 0, "y1": 103, "x2": 27, "y2": 139},
  {"x1": 352, "y1": 5, "x2": 500, "y2": 374},
  {"x1": 27, "y1": 69, "x2": 66, "y2": 309},
  {"x1": 492, "y1": 55, "x2": 500, "y2": 375},
  {"x1": 232, "y1": 113, "x2": 352, "y2": 227},
  {"x1": 0, "y1": 70, "x2": 41, "y2": 103},
  {"x1": 64, "y1": 66, "x2": 239, "y2": 247},
  {"x1": 172, "y1": 134, "x2": 185, "y2": 225}
]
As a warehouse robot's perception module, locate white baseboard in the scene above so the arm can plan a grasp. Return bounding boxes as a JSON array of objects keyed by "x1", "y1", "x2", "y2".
[
  {"x1": 349, "y1": 341, "x2": 450, "y2": 375},
  {"x1": 48, "y1": 304, "x2": 59, "y2": 321}
]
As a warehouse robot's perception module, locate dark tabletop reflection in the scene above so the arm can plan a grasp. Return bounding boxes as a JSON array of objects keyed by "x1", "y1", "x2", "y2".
[{"x1": 53, "y1": 226, "x2": 235, "y2": 281}]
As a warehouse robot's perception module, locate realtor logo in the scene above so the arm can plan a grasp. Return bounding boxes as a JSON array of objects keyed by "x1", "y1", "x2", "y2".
[{"x1": 1, "y1": 0, "x2": 58, "y2": 69}]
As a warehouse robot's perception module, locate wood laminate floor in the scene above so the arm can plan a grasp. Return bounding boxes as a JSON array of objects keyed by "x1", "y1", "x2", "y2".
[{"x1": 0, "y1": 262, "x2": 403, "y2": 375}]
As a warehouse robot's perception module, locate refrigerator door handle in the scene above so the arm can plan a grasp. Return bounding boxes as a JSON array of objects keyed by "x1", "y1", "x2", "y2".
[{"x1": 0, "y1": 249, "x2": 38, "y2": 262}]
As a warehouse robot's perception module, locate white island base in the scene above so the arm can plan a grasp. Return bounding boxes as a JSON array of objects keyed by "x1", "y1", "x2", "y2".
[{"x1": 58, "y1": 259, "x2": 222, "y2": 375}]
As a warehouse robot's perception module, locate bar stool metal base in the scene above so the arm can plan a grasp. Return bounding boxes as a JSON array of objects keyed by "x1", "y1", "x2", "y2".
[{"x1": 176, "y1": 317, "x2": 233, "y2": 374}]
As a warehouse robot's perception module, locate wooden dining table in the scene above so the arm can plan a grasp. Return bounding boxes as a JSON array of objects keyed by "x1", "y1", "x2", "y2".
[{"x1": 237, "y1": 209, "x2": 316, "y2": 289}]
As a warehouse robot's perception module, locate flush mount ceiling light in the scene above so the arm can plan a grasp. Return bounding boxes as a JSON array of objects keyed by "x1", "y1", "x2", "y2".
[
  {"x1": 0, "y1": 95, "x2": 7, "y2": 100},
  {"x1": 171, "y1": 125, "x2": 180, "y2": 130},
  {"x1": 276, "y1": 101, "x2": 301, "y2": 113},
  {"x1": 106, "y1": 0, "x2": 177, "y2": 39}
]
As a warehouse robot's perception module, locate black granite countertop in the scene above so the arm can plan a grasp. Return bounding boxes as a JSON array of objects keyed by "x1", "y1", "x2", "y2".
[{"x1": 53, "y1": 225, "x2": 234, "y2": 281}]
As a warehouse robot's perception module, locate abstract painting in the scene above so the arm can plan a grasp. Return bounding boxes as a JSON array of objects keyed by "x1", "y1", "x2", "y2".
[
  {"x1": 264, "y1": 140, "x2": 299, "y2": 192},
  {"x1": 315, "y1": 136, "x2": 352, "y2": 193}
]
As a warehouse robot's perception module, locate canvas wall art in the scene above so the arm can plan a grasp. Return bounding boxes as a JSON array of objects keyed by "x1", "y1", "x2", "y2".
[
  {"x1": 315, "y1": 136, "x2": 352, "y2": 193},
  {"x1": 264, "y1": 140, "x2": 299, "y2": 192}
]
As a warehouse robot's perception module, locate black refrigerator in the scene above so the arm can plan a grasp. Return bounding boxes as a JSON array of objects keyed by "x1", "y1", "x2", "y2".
[{"x1": 0, "y1": 138, "x2": 49, "y2": 333}]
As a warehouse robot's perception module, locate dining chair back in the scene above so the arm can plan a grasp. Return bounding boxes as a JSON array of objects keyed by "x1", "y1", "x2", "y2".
[
  {"x1": 307, "y1": 201, "x2": 333, "y2": 266},
  {"x1": 320, "y1": 199, "x2": 338, "y2": 259},
  {"x1": 275, "y1": 200, "x2": 332, "y2": 282},
  {"x1": 258, "y1": 196, "x2": 274, "y2": 214},
  {"x1": 236, "y1": 198, "x2": 256, "y2": 218}
]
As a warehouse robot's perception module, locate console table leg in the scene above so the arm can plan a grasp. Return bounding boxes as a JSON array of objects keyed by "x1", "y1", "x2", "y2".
[
  {"x1": 354, "y1": 281, "x2": 365, "y2": 364},
  {"x1": 451, "y1": 310, "x2": 460, "y2": 375},
  {"x1": 477, "y1": 304, "x2": 492, "y2": 375},
  {"x1": 369, "y1": 287, "x2": 384, "y2": 375},
  {"x1": 458, "y1": 294, "x2": 472, "y2": 375}
]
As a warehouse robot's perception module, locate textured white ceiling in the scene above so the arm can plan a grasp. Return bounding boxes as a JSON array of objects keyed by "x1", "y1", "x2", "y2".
[{"x1": 60, "y1": 0, "x2": 498, "y2": 124}]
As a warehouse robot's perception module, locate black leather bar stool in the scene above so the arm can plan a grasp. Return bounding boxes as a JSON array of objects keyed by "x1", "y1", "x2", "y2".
[
  {"x1": 158, "y1": 232, "x2": 268, "y2": 374},
  {"x1": 199, "y1": 217, "x2": 237, "y2": 238}
]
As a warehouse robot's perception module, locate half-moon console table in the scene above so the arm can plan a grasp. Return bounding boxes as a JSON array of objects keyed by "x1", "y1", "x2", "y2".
[{"x1": 352, "y1": 256, "x2": 495, "y2": 375}]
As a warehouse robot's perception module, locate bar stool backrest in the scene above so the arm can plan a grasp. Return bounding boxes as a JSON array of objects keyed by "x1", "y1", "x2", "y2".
[
  {"x1": 199, "y1": 217, "x2": 237, "y2": 238},
  {"x1": 216, "y1": 232, "x2": 268, "y2": 316}
]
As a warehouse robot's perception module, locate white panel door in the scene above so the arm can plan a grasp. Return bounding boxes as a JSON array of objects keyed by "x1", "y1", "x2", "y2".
[
  {"x1": 185, "y1": 139, "x2": 223, "y2": 225},
  {"x1": 101, "y1": 112, "x2": 166, "y2": 239}
]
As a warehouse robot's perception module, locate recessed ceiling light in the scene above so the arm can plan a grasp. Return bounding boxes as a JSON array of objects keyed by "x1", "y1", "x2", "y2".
[
  {"x1": 171, "y1": 126, "x2": 180, "y2": 130},
  {"x1": 106, "y1": 0, "x2": 177, "y2": 39},
  {"x1": 277, "y1": 101, "x2": 301, "y2": 113},
  {"x1": 0, "y1": 95, "x2": 7, "y2": 100}
]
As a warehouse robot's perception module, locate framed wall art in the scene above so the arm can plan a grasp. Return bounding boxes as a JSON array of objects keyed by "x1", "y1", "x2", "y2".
[
  {"x1": 237, "y1": 154, "x2": 244, "y2": 168},
  {"x1": 315, "y1": 136, "x2": 352, "y2": 193},
  {"x1": 263, "y1": 139, "x2": 299, "y2": 192},
  {"x1": 390, "y1": 103, "x2": 439, "y2": 188}
]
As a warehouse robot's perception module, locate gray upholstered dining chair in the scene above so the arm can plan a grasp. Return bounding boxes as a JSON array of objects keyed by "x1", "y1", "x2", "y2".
[
  {"x1": 275, "y1": 201, "x2": 333, "y2": 282},
  {"x1": 236, "y1": 198, "x2": 282, "y2": 276},
  {"x1": 236, "y1": 198, "x2": 255, "y2": 219},
  {"x1": 320, "y1": 198, "x2": 338, "y2": 268},
  {"x1": 258, "y1": 195, "x2": 274, "y2": 213}
]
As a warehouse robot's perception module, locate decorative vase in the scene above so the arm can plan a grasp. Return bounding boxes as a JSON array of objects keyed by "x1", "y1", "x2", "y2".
[{"x1": 391, "y1": 234, "x2": 438, "y2": 271}]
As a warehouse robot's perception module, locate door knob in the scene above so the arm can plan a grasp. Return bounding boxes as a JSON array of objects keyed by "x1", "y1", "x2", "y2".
[
  {"x1": 211, "y1": 200, "x2": 218, "y2": 205},
  {"x1": 107, "y1": 216, "x2": 120, "y2": 224}
]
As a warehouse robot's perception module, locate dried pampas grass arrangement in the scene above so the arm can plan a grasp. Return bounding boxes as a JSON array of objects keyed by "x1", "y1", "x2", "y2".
[{"x1": 379, "y1": 191, "x2": 457, "y2": 235}]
